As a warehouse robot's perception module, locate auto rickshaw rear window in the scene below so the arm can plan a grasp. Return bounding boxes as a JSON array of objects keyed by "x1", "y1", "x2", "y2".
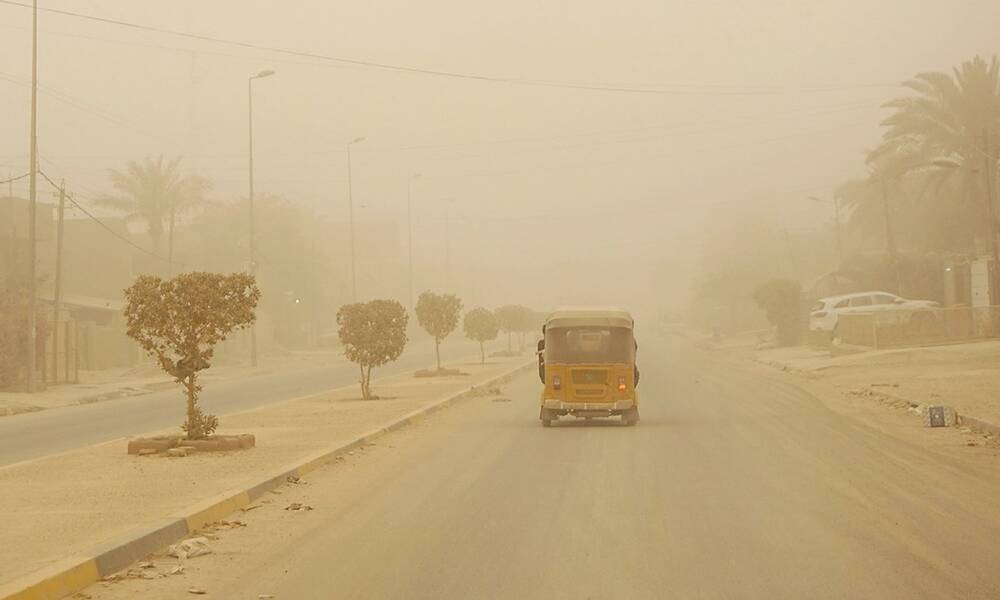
[{"x1": 545, "y1": 326, "x2": 634, "y2": 364}]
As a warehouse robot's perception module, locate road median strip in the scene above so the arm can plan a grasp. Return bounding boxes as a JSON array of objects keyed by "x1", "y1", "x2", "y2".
[{"x1": 0, "y1": 358, "x2": 533, "y2": 600}]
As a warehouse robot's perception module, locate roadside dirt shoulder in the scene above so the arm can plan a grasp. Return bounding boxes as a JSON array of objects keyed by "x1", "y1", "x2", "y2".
[
  {"x1": 751, "y1": 340, "x2": 1000, "y2": 427},
  {"x1": 702, "y1": 339, "x2": 1000, "y2": 461}
]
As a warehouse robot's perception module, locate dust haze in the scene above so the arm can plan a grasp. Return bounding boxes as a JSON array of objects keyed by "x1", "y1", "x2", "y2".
[
  {"x1": 1, "y1": 0, "x2": 993, "y2": 329},
  {"x1": 4, "y1": 3, "x2": 1000, "y2": 598}
]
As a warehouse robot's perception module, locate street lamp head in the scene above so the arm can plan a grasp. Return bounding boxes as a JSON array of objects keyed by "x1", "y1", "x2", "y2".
[
  {"x1": 412, "y1": 173, "x2": 422, "y2": 180},
  {"x1": 931, "y1": 157, "x2": 962, "y2": 169},
  {"x1": 255, "y1": 69, "x2": 276, "y2": 79},
  {"x1": 351, "y1": 136, "x2": 367, "y2": 145}
]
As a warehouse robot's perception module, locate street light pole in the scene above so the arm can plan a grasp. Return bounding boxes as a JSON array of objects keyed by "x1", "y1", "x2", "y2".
[
  {"x1": 247, "y1": 69, "x2": 274, "y2": 368},
  {"x1": 407, "y1": 173, "x2": 421, "y2": 309},
  {"x1": 347, "y1": 137, "x2": 366, "y2": 302},
  {"x1": 26, "y1": 0, "x2": 38, "y2": 393}
]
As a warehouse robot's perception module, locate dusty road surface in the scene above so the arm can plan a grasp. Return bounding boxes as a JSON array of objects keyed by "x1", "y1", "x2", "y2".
[
  {"x1": 0, "y1": 339, "x2": 479, "y2": 466},
  {"x1": 86, "y1": 336, "x2": 1000, "y2": 600}
]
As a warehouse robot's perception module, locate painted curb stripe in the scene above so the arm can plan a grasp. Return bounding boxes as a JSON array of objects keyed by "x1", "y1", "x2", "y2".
[
  {"x1": 183, "y1": 491, "x2": 251, "y2": 531},
  {"x1": 92, "y1": 518, "x2": 189, "y2": 576},
  {"x1": 960, "y1": 415, "x2": 1000, "y2": 437},
  {"x1": 0, "y1": 558, "x2": 98, "y2": 600},
  {"x1": 0, "y1": 359, "x2": 533, "y2": 600}
]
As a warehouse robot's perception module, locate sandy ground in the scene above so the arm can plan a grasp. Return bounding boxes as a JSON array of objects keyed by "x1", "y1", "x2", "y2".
[
  {"x1": 75, "y1": 336, "x2": 1000, "y2": 600},
  {"x1": 0, "y1": 349, "x2": 345, "y2": 416},
  {"x1": 742, "y1": 339, "x2": 1000, "y2": 428},
  {"x1": 0, "y1": 354, "x2": 527, "y2": 588}
]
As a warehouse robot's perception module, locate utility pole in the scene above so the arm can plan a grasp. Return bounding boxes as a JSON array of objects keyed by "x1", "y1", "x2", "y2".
[
  {"x1": 51, "y1": 181, "x2": 66, "y2": 383},
  {"x1": 26, "y1": 0, "x2": 38, "y2": 393},
  {"x1": 247, "y1": 69, "x2": 274, "y2": 368},
  {"x1": 407, "y1": 173, "x2": 421, "y2": 309}
]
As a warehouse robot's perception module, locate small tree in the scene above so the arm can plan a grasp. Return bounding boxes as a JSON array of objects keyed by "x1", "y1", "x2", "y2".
[
  {"x1": 415, "y1": 291, "x2": 463, "y2": 371},
  {"x1": 337, "y1": 299, "x2": 408, "y2": 400},
  {"x1": 752, "y1": 278, "x2": 803, "y2": 346},
  {"x1": 463, "y1": 307, "x2": 499, "y2": 364},
  {"x1": 494, "y1": 305, "x2": 520, "y2": 354},
  {"x1": 514, "y1": 305, "x2": 537, "y2": 351},
  {"x1": 124, "y1": 272, "x2": 260, "y2": 439}
]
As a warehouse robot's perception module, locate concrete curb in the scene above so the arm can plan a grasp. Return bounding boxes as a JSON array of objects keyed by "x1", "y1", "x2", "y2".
[
  {"x1": 959, "y1": 415, "x2": 1000, "y2": 438},
  {"x1": 0, "y1": 359, "x2": 534, "y2": 600}
]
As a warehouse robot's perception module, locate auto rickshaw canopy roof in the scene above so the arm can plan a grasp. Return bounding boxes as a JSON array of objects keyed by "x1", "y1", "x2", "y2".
[{"x1": 544, "y1": 306, "x2": 634, "y2": 330}]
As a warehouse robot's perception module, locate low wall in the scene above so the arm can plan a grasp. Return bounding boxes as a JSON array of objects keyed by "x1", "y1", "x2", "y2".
[{"x1": 839, "y1": 306, "x2": 1000, "y2": 348}]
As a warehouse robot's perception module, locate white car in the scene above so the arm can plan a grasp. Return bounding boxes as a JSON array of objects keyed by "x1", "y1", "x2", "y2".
[{"x1": 809, "y1": 291, "x2": 939, "y2": 336}]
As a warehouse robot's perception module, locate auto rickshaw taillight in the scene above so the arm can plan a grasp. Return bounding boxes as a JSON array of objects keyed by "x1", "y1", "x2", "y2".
[
  {"x1": 618, "y1": 376, "x2": 627, "y2": 391},
  {"x1": 552, "y1": 375, "x2": 562, "y2": 390}
]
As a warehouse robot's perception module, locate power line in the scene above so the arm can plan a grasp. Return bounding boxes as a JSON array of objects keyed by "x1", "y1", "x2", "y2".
[
  {"x1": 0, "y1": 172, "x2": 30, "y2": 186},
  {"x1": 36, "y1": 169, "x2": 184, "y2": 266},
  {"x1": 0, "y1": 0, "x2": 894, "y2": 96}
]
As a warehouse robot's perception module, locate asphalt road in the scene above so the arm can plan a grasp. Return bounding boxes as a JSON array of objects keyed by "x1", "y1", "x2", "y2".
[
  {"x1": 0, "y1": 339, "x2": 482, "y2": 467},
  {"x1": 90, "y1": 335, "x2": 1000, "y2": 599}
]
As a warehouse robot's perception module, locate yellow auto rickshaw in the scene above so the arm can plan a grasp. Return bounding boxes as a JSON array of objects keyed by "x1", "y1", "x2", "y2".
[{"x1": 537, "y1": 307, "x2": 640, "y2": 427}]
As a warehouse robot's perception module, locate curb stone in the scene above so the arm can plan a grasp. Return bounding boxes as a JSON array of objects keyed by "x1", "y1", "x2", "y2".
[
  {"x1": 0, "y1": 359, "x2": 533, "y2": 600},
  {"x1": 959, "y1": 415, "x2": 1000, "y2": 438}
]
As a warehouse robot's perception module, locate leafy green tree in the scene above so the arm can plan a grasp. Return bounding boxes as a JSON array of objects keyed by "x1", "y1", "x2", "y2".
[
  {"x1": 97, "y1": 156, "x2": 211, "y2": 267},
  {"x1": 124, "y1": 272, "x2": 260, "y2": 439},
  {"x1": 415, "y1": 291, "x2": 463, "y2": 371},
  {"x1": 462, "y1": 307, "x2": 499, "y2": 364},
  {"x1": 751, "y1": 279, "x2": 803, "y2": 346},
  {"x1": 337, "y1": 300, "x2": 409, "y2": 400}
]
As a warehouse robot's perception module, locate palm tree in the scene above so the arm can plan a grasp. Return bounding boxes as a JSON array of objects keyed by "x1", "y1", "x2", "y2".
[
  {"x1": 867, "y1": 55, "x2": 1000, "y2": 252},
  {"x1": 97, "y1": 156, "x2": 211, "y2": 272}
]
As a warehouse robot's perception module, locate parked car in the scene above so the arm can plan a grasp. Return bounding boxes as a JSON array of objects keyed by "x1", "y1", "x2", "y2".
[{"x1": 809, "y1": 291, "x2": 940, "y2": 337}]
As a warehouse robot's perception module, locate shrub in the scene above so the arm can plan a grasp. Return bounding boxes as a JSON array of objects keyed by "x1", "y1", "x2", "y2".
[{"x1": 752, "y1": 278, "x2": 803, "y2": 346}]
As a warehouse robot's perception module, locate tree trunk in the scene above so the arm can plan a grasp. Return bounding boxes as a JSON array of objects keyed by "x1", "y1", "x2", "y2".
[
  {"x1": 435, "y1": 338, "x2": 441, "y2": 371},
  {"x1": 359, "y1": 363, "x2": 368, "y2": 400},
  {"x1": 480, "y1": 341, "x2": 485, "y2": 365},
  {"x1": 507, "y1": 331, "x2": 512, "y2": 353},
  {"x1": 184, "y1": 373, "x2": 197, "y2": 434}
]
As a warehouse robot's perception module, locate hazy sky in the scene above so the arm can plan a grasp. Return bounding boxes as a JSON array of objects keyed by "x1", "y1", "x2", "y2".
[{"x1": 1, "y1": 1, "x2": 997, "y2": 311}]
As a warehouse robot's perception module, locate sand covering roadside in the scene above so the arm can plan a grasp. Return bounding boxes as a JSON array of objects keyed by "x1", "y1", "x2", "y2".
[
  {"x1": 0, "y1": 354, "x2": 527, "y2": 587},
  {"x1": 752, "y1": 340, "x2": 1000, "y2": 426}
]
